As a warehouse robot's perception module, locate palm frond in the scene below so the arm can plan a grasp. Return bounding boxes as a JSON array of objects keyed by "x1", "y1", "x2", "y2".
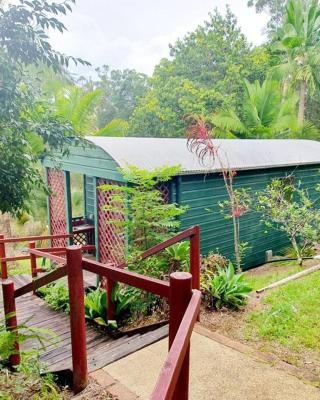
[{"x1": 95, "y1": 118, "x2": 129, "y2": 137}]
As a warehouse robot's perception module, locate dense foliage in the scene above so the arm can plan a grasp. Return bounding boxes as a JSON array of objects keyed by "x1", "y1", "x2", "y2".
[{"x1": 0, "y1": 0, "x2": 88, "y2": 216}]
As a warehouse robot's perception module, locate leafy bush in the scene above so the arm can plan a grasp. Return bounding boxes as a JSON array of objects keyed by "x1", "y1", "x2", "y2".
[
  {"x1": 38, "y1": 281, "x2": 70, "y2": 314},
  {"x1": 202, "y1": 263, "x2": 252, "y2": 310},
  {"x1": 201, "y1": 252, "x2": 228, "y2": 275}
]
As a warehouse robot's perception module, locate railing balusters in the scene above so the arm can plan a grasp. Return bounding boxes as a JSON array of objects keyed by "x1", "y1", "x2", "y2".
[
  {"x1": 29, "y1": 242, "x2": 37, "y2": 290},
  {"x1": 66, "y1": 245, "x2": 88, "y2": 394},
  {"x1": 190, "y1": 226, "x2": 200, "y2": 291},
  {"x1": 0, "y1": 234, "x2": 8, "y2": 279},
  {"x1": 2, "y1": 280, "x2": 20, "y2": 367}
]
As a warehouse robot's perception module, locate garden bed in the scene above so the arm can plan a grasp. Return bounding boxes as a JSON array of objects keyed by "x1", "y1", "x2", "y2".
[{"x1": 200, "y1": 260, "x2": 320, "y2": 384}]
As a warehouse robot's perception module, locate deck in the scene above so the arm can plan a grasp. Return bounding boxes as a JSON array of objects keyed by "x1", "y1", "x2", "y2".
[{"x1": 1, "y1": 275, "x2": 168, "y2": 373}]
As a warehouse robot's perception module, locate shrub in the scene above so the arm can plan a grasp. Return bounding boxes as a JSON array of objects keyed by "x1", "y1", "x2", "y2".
[
  {"x1": 201, "y1": 252, "x2": 228, "y2": 275},
  {"x1": 202, "y1": 262, "x2": 252, "y2": 310},
  {"x1": 38, "y1": 281, "x2": 70, "y2": 314},
  {"x1": 282, "y1": 245, "x2": 316, "y2": 259}
]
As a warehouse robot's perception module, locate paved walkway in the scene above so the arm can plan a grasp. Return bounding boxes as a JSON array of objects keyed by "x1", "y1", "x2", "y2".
[{"x1": 102, "y1": 325, "x2": 320, "y2": 400}]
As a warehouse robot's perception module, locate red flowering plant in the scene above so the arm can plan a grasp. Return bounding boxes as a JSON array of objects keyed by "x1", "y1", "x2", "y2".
[{"x1": 187, "y1": 116, "x2": 252, "y2": 272}]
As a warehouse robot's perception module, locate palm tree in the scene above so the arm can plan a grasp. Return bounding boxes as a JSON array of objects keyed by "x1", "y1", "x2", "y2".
[
  {"x1": 53, "y1": 86, "x2": 103, "y2": 135},
  {"x1": 211, "y1": 79, "x2": 317, "y2": 139},
  {"x1": 272, "y1": 0, "x2": 320, "y2": 124},
  {"x1": 52, "y1": 85, "x2": 128, "y2": 136}
]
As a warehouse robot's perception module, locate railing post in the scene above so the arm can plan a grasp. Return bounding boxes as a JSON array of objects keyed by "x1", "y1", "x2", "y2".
[
  {"x1": 29, "y1": 241, "x2": 38, "y2": 283},
  {"x1": 2, "y1": 280, "x2": 20, "y2": 367},
  {"x1": 0, "y1": 234, "x2": 8, "y2": 279},
  {"x1": 107, "y1": 278, "x2": 115, "y2": 321},
  {"x1": 66, "y1": 245, "x2": 88, "y2": 394},
  {"x1": 190, "y1": 226, "x2": 200, "y2": 290},
  {"x1": 169, "y1": 272, "x2": 192, "y2": 400}
]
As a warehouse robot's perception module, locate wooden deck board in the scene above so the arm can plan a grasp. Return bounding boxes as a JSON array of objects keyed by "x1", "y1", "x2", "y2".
[{"x1": 0, "y1": 275, "x2": 168, "y2": 373}]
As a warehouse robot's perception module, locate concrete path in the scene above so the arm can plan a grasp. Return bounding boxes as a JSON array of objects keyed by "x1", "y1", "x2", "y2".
[{"x1": 103, "y1": 326, "x2": 320, "y2": 400}]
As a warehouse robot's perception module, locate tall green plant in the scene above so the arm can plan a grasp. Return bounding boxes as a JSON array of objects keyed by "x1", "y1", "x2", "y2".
[{"x1": 100, "y1": 165, "x2": 186, "y2": 253}]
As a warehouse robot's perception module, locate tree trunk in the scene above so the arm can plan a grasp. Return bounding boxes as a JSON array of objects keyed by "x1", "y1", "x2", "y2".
[
  {"x1": 232, "y1": 214, "x2": 241, "y2": 273},
  {"x1": 292, "y1": 237, "x2": 303, "y2": 266},
  {"x1": 298, "y1": 80, "x2": 307, "y2": 125}
]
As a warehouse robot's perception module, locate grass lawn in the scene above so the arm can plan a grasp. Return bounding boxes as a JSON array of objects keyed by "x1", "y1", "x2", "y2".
[
  {"x1": 201, "y1": 260, "x2": 320, "y2": 378},
  {"x1": 244, "y1": 259, "x2": 318, "y2": 291},
  {"x1": 8, "y1": 258, "x2": 49, "y2": 276},
  {"x1": 246, "y1": 271, "x2": 320, "y2": 353}
]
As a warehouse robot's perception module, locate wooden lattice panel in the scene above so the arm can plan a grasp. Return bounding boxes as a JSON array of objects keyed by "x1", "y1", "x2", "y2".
[
  {"x1": 97, "y1": 179, "x2": 125, "y2": 265},
  {"x1": 157, "y1": 183, "x2": 170, "y2": 204},
  {"x1": 47, "y1": 168, "x2": 67, "y2": 247}
]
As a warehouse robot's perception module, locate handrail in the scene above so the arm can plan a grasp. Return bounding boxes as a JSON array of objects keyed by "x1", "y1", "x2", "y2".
[
  {"x1": 14, "y1": 266, "x2": 67, "y2": 298},
  {"x1": 82, "y1": 258, "x2": 170, "y2": 298},
  {"x1": 116, "y1": 226, "x2": 198, "y2": 267},
  {"x1": 151, "y1": 290, "x2": 201, "y2": 400},
  {"x1": 0, "y1": 233, "x2": 73, "y2": 244},
  {"x1": 109, "y1": 226, "x2": 200, "y2": 290},
  {"x1": 29, "y1": 248, "x2": 66, "y2": 264}
]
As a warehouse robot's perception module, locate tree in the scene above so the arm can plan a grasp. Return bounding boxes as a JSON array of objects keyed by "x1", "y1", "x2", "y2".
[
  {"x1": 52, "y1": 86, "x2": 103, "y2": 135},
  {"x1": 272, "y1": 0, "x2": 320, "y2": 124},
  {"x1": 247, "y1": 0, "x2": 286, "y2": 34},
  {"x1": 100, "y1": 165, "x2": 186, "y2": 253},
  {"x1": 92, "y1": 66, "x2": 149, "y2": 128},
  {"x1": 211, "y1": 79, "x2": 318, "y2": 139},
  {"x1": 0, "y1": 0, "x2": 89, "y2": 216},
  {"x1": 257, "y1": 178, "x2": 320, "y2": 265},
  {"x1": 129, "y1": 7, "x2": 271, "y2": 137}
]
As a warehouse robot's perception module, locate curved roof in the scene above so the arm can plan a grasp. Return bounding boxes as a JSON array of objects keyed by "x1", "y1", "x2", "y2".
[{"x1": 85, "y1": 137, "x2": 320, "y2": 174}]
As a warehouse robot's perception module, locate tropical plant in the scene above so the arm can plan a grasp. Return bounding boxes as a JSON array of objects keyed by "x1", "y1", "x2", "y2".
[
  {"x1": 256, "y1": 177, "x2": 320, "y2": 265},
  {"x1": 211, "y1": 79, "x2": 318, "y2": 139},
  {"x1": 272, "y1": 0, "x2": 320, "y2": 124},
  {"x1": 94, "y1": 118, "x2": 129, "y2": 137},
  {"x1": 84, "y1": 288, "x2": 112, "y2": 327},
  {"x1": 84, "y1": 284, "x2": 136, "y2": 327},
  {"x1": 165, "y1": 241, "x2": 190, "y2": 275},
  {"x1": 52, "y1": 86, "x2": 102, "y2": 135},
  {"x1": 201, "y1": 262, "x2": 252, "y2": 309}
]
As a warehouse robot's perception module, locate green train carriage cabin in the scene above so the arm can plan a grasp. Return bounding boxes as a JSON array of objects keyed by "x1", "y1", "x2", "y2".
[{"x1": 42, "y1": 137, "x2": 320, "y2": 269}]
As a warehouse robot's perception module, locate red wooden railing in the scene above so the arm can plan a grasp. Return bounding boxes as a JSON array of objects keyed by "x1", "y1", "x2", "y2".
[
  {"x1": 0, "y1": 233, "x2": 95, "y2": 280},
  {"x1": 1, "y1": 226, "x2": 201, "y2": 399}
]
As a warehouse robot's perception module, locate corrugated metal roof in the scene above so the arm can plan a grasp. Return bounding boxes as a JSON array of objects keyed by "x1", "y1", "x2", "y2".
[{"x1": 85, "y1": 137, "x2": 320, "y2": 174}]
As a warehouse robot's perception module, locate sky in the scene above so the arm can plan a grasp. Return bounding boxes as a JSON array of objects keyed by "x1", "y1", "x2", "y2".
[{"x1": 50, "y1": 0, "x2": 269, "y2": 77}]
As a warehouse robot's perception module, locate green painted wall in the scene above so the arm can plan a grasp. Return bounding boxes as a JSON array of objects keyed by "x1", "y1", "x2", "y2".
[
  {"x1": 42, "y1": 142, "x2": 124, "y2": 182},
  {"x1": 179, "y1": 165, "x2": 320, "y2": 270}
]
